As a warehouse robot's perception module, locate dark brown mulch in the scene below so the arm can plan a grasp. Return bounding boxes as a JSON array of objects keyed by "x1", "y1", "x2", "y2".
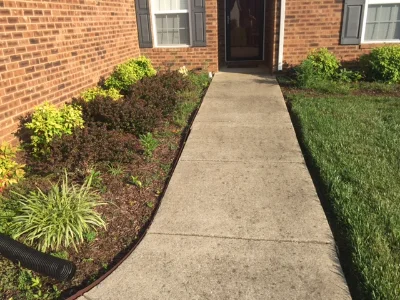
[
  {"x1": 0, "y1": 121, "x2": 193, "y2": 300},
  {"x1": 61, "y1": 125, "x2": 187, "y2": 298}
]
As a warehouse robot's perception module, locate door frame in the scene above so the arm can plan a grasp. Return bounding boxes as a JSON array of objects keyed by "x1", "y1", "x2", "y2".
[{"x1": 225, "y1": 0, "x2": 266, "y2": 62}]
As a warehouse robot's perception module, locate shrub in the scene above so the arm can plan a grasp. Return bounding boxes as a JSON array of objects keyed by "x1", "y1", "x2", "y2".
[
  {"x1": 80, "y1": 87, "x2": 122, "y2": 102},
  {"x1": 296, "y1": 48, "x2": 340, "y2": 87},
  {"x1": 0, "y1": 143, "x2": 25, "y2": 192},
  {"x1": 74, "y1": 96, "x2": 162, "y2": 135},
  {"x1": 25, "y1": 102, "x2": 84, "y2": 156},
  {"x1": 29, "y1": 124, "x2": 140, "y2": 176},
  {"x1": 9, "y1": 171, "x2": 106, "y2": 252},
  {"x1": 134, "y1": 56, "x2": 157, "y2": 78},
  {"x1": 360, "y1": 46, "x2": 400, "y2": 83},
  {"x1": 75, "y1": 97, "x2": 137, "y2": 133},
  {"x1": 335, "y1": 68, "x2": 362, "y2": 83},
  {"x1": 296, "y1": 48, "x2": 361, "y2": 89},
  {"x1": 306, "y1": 48, "x2": 340, "y2": 79},
  {"x1": 295, "y1": 59, "x2": 319, "y2": 88},
  {"x1": 104, "y1": 56, "x2": 156, "y2": 92},
  {"x1": 129, "y1": 71, "x2": 192, "y2": 117},
  {"x1": 187, "y1": 71, "x2": 211, "y2": 92},
  {"x1": 130, "y1": 98, "x2": 163, "y2": 135},
  {"x1": 77, "y1": 71, "x2": 195, "y2": 136},
  {"x1": 139, "y1": 133, "x2": 159, "y2": 158}
]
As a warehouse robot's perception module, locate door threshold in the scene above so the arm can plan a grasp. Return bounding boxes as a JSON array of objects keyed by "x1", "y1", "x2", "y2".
[{"x1": 226, "y1": 61, "x2": 260, "y2": 68}]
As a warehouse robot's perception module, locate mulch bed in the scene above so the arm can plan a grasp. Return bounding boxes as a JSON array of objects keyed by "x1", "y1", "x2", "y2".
[{"x1": 1, "y1": 111, "x2": 199, "y2": 300}]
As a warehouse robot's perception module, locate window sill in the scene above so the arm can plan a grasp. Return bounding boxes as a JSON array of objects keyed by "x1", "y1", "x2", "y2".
[
  {"x1": 154, "y1": 45, "x2": 191, "y2": 48},
  {"x1": 360, "y1": 41, "x2": 400, "y2": 49}
]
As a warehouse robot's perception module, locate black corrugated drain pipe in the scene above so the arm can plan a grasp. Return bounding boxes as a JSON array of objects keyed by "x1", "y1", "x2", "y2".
[{"x1": 0, "y1": 233, "x2": 76, "y2": 281}]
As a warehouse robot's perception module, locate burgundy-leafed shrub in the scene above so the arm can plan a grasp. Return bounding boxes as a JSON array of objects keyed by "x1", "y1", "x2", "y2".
[
  {"x1": 128, "y1": 71, "x2": 193, "y2": 117},
  {"x1": 74, "y1": 96, "x2": 163, "y2": 136},
  {"x1": 73, "y1": 97, "x2": 137, "y2": 134},
  {"x1": 28, "y1": 124, "x2": 140, "y2": 176}
]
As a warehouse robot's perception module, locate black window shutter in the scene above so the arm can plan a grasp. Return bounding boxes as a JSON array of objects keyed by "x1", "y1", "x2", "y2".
[
  {"x1": 136, "y1": 0, "x2": 152, "y2": 48},
  {"x1": 341, "y1": 0, "x2": 366, "y2": 45},
  {"x1": 191, "y1": 0, "x2": 207, "y2": 47}
]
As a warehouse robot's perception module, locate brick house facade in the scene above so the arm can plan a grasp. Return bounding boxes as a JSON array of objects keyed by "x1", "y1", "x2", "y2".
[
  {"x1": 0, "y1": 0, "x2": 141, "y2": 142},
  {"x1": 0, "y1": 0, "x2": 397, "y2": 141}
]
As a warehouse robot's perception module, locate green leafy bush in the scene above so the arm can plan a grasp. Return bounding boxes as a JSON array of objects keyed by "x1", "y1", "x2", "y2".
[
  {"x1": 187, "y1": 71, "x2": 211, "y2": 92},
  {"x1": 306, "y1": 48, "x2": 340, "y2": 79},
  {"x1": 296, "y1": 48, "x2": 361, "y2": 89},
  {"x1": 134, "y1": 56, "x2": 158, "y2": 78},
  {"x1": 335, "y1": 68, "x2": 362, "y2": 83},
  {"x1": 296, "y1": 48, "x2": 340, "y2": 88},
  {"x1": 9, "y1": 171, "x2": 106, "y2": 252},
  {"x1": 139, "y1": 133, "x2": 159, "y2": 158},
  {"x1": 0, "y1": 143, "x2": 25, "y2": 192},
  {"x1": 360, "y1": 46, "x2": 400, "y2": 83},
  {"x1": 295, "y1": 59, "x2": 319, "y2": 88},
  {"x1": 104, "y1": 56, "x2": 156, "y2": 92},
  {"x1": 80, "y1": 87, "x2": 122, "y2": 102},
  {"x1": 29, "y1": 124, "x2": 140, "y2": 176},
  {"x1": 25, "y1": 102, "x2": 84, "y2": 156}
]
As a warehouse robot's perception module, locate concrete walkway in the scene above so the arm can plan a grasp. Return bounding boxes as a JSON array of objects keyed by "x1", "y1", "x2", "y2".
[{"x1": 81, "y1": 69, "x2": 350, "y2": 299}]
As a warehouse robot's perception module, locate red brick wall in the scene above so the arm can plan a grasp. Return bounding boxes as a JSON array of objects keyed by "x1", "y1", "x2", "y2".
[
  {"x1": 141, "y1": 0, "x2": 219, "y2": 72},
  {"x1": 283, "y1": 0, "x2": 372, "y2": 67},
  {"x1": 0, "y1": 0, "x2": 140, "y2": 143}
]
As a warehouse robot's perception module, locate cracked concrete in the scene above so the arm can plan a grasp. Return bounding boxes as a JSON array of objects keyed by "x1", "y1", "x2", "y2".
[{"x1": 79, "y1": 68, "x2": 351, "y2": 300}]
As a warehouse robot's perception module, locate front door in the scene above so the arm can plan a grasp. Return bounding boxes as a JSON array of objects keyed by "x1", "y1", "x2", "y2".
[{"x1": 226, "y1": 0, "x2": 264, "y2": 61}]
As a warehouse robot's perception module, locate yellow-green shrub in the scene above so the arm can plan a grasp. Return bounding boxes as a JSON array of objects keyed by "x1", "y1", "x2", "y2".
[
  {"x1": 361, "y1": 45, "x2": 400, "y2": 83},
  {"x1": 25, "y1": 102, "x2": 84, "y2": 155},
  {"x1": 104, "y1": 56, "x2": 156, "y2": 92},
  {"x1": 80, "y1": 87, "x2": 122, "y2": 102},
  {"x1": 0, "y1": 143, "x2": 25, "y2": 192}
]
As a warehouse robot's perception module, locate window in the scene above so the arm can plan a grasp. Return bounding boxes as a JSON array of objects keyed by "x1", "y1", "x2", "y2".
[
  {"x1": 135, "y1": 0, "x2": 206, "y2": 48},
  {"x1": 362, "y1": 0, "x2": 400, "y2": 43},
  {"x1": 151, "y1": 0, "x2": 191, "y2": 47}
]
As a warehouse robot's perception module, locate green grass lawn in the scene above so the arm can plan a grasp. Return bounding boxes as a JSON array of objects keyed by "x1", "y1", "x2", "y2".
[{"x1": 288, "y1": 93, "x2": 400, "y2": 299}]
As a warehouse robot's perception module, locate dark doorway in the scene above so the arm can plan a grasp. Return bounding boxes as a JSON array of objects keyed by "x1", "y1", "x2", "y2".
[{"x1": 226, "y1": 0, "x2": 265, "y2": 61}]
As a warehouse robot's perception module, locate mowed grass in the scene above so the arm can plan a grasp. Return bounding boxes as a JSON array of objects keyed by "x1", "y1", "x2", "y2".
[{"x1": 289, "y1": 94, "x2": 400, "y2": 299}]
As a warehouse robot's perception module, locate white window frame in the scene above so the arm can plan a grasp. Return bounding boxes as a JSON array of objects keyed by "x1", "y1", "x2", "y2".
[
  {"x1": 361, "y1": 0, "x2": 400, "y2": 43},
  {"x1": 150, "y1": 0, "x2": 193, "y2": 48}
]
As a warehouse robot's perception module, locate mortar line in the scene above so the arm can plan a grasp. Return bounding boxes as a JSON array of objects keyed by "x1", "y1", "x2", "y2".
[{"x1": 148, "y1": 232, "x2": 333, "y2": 246}]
